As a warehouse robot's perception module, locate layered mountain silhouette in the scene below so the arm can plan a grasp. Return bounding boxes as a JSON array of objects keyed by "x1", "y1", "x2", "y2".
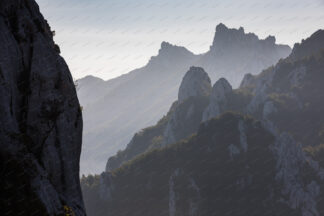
[
  {"x1": 82, "y1": 29, "x2": 324, "y2": 216},
  {"x1": 77, "y1": 24, "x2": 291, "y2": 174},
  {"x1": 106, "y1": 66, "x2": 212, "y2": 171}
]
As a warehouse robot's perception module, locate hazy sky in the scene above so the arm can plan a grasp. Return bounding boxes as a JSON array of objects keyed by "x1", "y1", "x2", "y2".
[{"x1": 36, "y1": 0, "x2": 324, "y2": 80}]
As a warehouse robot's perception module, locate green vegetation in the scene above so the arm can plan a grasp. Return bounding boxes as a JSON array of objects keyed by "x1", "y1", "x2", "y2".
[
  {"x1": 82, "y1": 33, "x2": 324, "y2": 216},
  {"x1": 106, "y1": 96, "x2": 210, "y2": 171},
  {"x1": 82, "y1": 113, "x2": 300, "y2": 216}
]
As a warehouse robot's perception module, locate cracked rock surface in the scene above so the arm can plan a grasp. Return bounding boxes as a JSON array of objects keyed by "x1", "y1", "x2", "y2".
[{"x1": 0, "y1": 0, "x2": 85, "y2": 215}]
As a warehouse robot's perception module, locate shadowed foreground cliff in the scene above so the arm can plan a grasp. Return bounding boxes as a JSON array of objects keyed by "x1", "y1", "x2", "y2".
[{"x1": 0, "y1": 0, "x2": 85, "y2": 215}]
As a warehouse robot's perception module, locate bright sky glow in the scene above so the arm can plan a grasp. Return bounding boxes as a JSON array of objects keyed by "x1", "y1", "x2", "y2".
[{"x1": 36, "y1": 0, "x2": 324, "y2": 80}]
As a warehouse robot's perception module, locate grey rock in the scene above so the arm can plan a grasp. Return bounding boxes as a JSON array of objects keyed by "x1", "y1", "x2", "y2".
[
  {"x1": 178, "y1": 66, "x2": 212, "y2": 102},
  {"x1": 78, "y1": 24, "x2": 291, "y2": 174},
  {"x1": 0, "y1": 0, "x2": 85, "y2": 215},
  {"x1": 163, "y1": 67, "x2": 211, "y2": 145},
  {"x1": 202, "y1": 78, "x2": 232, "y2": 121}
]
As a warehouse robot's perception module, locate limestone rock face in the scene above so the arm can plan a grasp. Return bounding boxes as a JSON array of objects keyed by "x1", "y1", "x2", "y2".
[
  {"x1": 203, "y1": 78, "x2": 232, "y2": 121},
  {"x1": 178, "y1": 66, "x2": 212, "y2": 103},
  {"x1": 105, "y1": 67, "x2": 212, "y2": 171},
  {"x1": 0, "y1": 0, "x2": 85, "y2": 215},
  {"x1": 163, "y1": 67, "x2": 212, "y2": 144}
]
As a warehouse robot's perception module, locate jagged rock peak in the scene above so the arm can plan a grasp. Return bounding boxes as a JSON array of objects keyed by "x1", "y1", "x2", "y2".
[
  {"x1": 178, "y1": 66, "x2": 212, "y2": 102},
  {"x1": 265, "y1": 35, "x2": 276, "y2": 44},
  {"x1": 148, "y1": 41, "x2": 195, "y2": 65},
  {"x1": 210, "y1": 23, "x2": 279, "y2": 52},
  {"x1": 212, "y1": 23, "x2": 252, "y2": 46},
  {"x1": 202, "y1": 78, "x2": 232, "y2": 121},
  {"x1": 158, "y1": 41, "x2": 193, "y2": 56},
  {"x1": 215, "y1": 23, "x2": 245, "y2": 34},
  {"x1": 211, "y1": 77, "x2": 232, "y2": 99},
  {"x1": 161, "y1": 41, "x2": 174, "y2": 50},
  {"x1": 289, "y1": 29, "x2": 324, "y2": 61}
]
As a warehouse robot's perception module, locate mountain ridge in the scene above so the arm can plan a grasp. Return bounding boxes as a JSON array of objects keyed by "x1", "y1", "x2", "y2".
[
  {"x1": 77, "y1": 23, "x2": 292, "y2": 174},
  {"x1": 83, "y1": 112, "x2": 324, "y2": 216},
  {"x1": 82, "y1": 28, "x2": 324, "y2": 216},
  {"x1": 105, "y1": 28, "x2": 324, "y2": 174}
]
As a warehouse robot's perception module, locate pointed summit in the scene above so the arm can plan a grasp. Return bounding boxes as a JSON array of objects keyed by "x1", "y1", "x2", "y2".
[
  {"x1": 148, "y1": 41, "x2": 196, "y2": 67},
  {"x1": 203, "y1": 78, "x2": 232, "y2": 121},
  {"x1": 210, "y1": 23, "x2": 256, "y2": 51},
  {"x1": 212, "y1": 78, "x2": 232, "y2": 100},
  {"x1": 157, "y1": 41, "x2": 193, "y2": 56},
  {"x1": 215, "y1": 23, "x2": 229, "y2": 32},
  {"x1": 215, "y1": 23, "x2": 245, "y2": 34},
  {"x1": 209, "y1": 23, "x2": 289, "y2": 56},
  {"x1": 178, "y1": 66, "x2": 212, "y2": 102},
  {"x1": 290, "y1": 29, "x2": 324, "y2": 61},
  {"x1": 160, "y1": 41, "x2": 173, "y2": 50}
]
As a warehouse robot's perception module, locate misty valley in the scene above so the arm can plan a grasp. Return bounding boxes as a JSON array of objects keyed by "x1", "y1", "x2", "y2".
[{"x1": 1, "y1": 1, "x2": 324, "y2": 216}]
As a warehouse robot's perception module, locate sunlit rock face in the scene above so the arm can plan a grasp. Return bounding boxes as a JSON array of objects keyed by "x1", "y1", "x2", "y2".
[{"x1": 0, "y1": 0, "x2": 85, "y2": 215}]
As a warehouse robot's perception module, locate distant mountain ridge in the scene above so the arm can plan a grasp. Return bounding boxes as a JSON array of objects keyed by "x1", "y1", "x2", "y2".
[
  {"x1": 77, "y1": 23, "x2": 291, "y2": 174},
  {"x1": 106, "y1": 28, "x2": 324, "y2": 172},
  {"x1": 82, "y1": 28, "x2": 324, "y2": 216},
  {"x1": 201, "y1": 23, "x2": 291, "y2": 85}
]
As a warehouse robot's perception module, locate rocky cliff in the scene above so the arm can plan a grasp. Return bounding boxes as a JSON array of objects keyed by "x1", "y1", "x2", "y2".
[
  {"x1": 178, "y1": 66, "x2": 212, "y2": 103},
  {"x1": 208, "y1": 29, "x2": 324, "y2": 148},
  {"x1": 106, "y1": 67, "x2": 211, "y2": 171},
  {"x1": 197, "y1": 23, "x2": 291, "y2": 87},
  {"x1": 0, "y1": 0, "x2": 85, "y2": 215},
  {"x1": 78, "y1": 24, "x2": 291, "y2": 174},
  {"x1": 80, "y1": 28, "x2": 324, "y2": 216},
  {"x1": 105, "y1": 28, "x2": 320, "y2": 171}
]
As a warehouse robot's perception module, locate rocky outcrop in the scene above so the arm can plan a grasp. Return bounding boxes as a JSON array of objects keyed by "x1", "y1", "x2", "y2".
[
  {"x1": 289, "y1": 30, "x2": 324, "y2": 61},
  {"x1": 163, "y1": 67, "x2": 211, "y2": 145},
  {"x1": 147, "y1": 41, "x2": 197, "y2": 69},
  {"x1": 104, "y1": 27, "x2": 322, "y2": 173},
  {"x1": 198, "y1": 23, "x2": 291, "y2": 87},
  {"x1": 106, "y1": 67, "x2": 211, "y2": 170},
  {"x1": 178, "y1": 66, "x2": 212, "y2": 103},
  {"x1": 77, "y1": 24, "x2": 291, "y2": 174},
  {"x1": 202, "y1": 78, "x2": 232, "y2": 121},
  {"x1": 0, "y1": 0, "x2": 85, "y2": 215},
  {"x1": 83, "y1": 28, "x2": 324, "y2": 216},
  {"x1": 210, "y1": 23, "x2": 290, "y2": 55},
  {"x1": 208, "y1": 29, "x2": 324, "y2": 150}
]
